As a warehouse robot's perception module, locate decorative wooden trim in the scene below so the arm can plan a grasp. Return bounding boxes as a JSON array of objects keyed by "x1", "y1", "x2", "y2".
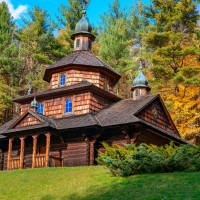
[
  {"x1": 19, "y1": 136, "x2": 26, "y2": 169},
  {"x1": 7, "y1": 138, "x2": 14, "y2": 170},
  {"x1": 45, "y1": 133, "x2": 51, "y2": 167},
  {"x1": 9, "y1": 110, "x2": 45, "y2": 129},
  {"x1": 32, "y1": 135, "x2": 38, "y2": 168}
]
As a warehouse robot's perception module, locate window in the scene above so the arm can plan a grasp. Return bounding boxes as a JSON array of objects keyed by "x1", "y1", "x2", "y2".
[
  {"x1": 60, "y1": 74, "x2": 66, "y2": 86},
  {"x1": 65, "y1": 98, "x2": 72, "y2": 113},
  {"x1": 37, "y1": 103, "x2": 44, "y2": 114},
  {"x1": 76, "y1": 39, "x2": 80, "y2": 48},
  {"x1": 135, "y1": 90, "x2": 139, "y2": 97}
]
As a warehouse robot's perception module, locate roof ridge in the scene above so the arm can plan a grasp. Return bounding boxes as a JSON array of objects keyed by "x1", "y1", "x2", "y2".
[{"x1": 72, "y1": 50, "x2": 81, "y2": 63}]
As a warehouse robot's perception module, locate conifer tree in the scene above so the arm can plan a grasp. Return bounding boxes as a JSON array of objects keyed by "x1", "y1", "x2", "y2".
[
  {"x1": 141, "y1": 0, "x2": 200, "y2": 140},
  {"x1": 99, "y1": 0, "x2": 137, "y2": 98},
  {"x1": 0, "y1": 2, "x2": 22, "y2": 123},
  {"x1": 18, "y1": 6, "x2": 67, "y2": 93}
]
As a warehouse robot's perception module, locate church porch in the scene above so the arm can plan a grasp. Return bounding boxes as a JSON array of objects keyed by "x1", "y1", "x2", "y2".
[{"x1": 7, "y1": 132, "x2": 64, "y2": 170}]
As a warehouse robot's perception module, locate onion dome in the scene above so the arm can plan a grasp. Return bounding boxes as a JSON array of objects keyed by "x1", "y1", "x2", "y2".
[
  {"x1": 75, "y1": 9, "x2": 92, "y2": 34},
  {"x1": 71, "y1": 9, "x2": 95, "y2": 41},
  {"x1": 132, "y1": 60, "x2": 151, "y2": 91},
  {"x1": 30, "y1": 97, "x2": 38, "y2": 111}
]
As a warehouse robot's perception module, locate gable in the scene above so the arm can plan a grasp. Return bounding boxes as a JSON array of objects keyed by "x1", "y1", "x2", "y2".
[
  {"x1": 136, "y1": 97, "x2": 179, "y2": 136},
  {"x1": 13, "y1": 114, "x2": 42, "y2": 129}
]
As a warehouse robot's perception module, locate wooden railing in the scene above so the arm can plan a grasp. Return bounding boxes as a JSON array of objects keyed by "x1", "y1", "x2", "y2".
[
  {"x1": 49, "y1": 156, "x2": 64, "y2": 167},
  {"x1": 10, "y1": 158, "x2": 20, "y2": 170},
  {"x1": 35, "y1": 155, "x2": 46, "y2": 168}
]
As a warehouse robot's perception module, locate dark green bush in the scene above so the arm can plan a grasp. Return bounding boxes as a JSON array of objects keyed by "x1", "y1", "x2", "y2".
[{"x1": 96, "y1": 142, "x2": 200, "y2": 176}]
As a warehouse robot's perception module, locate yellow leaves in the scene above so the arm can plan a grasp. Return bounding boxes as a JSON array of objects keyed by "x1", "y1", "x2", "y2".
[
  {"x1": 157, "y1": 83, "x2": 200, "y2": 142},
  {"x1": 56, "y1": 28, "x2": 70, "y2": 47}
]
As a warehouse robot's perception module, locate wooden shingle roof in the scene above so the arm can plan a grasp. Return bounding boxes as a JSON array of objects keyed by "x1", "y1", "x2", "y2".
[
  {"x1": 43, "y1": 50, "x2": 121, "y2": 83},
  {"x1": 0, "y1": 94, "x2": 189, "y2": 144},
  {"x1": 96, "y1": 95, "x2": 158, "y2": 127},
  {"x1": 13, "y1": 81, "x2": 121, "y2": 104}
]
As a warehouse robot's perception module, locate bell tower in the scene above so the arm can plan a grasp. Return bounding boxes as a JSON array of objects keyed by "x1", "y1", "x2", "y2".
[
  {"x1": 71, "y1": 5, "x2": 95, "y2": 51},
  {"x1": 132, "y1": 59, "x2": 151, "y2": 100}
]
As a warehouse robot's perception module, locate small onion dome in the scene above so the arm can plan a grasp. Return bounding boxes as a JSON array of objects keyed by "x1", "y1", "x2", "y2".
[
  {"x1": 71, "y1": 9, "x2": 95, "y2": 41},
  {"x1": 30, "y1": 97, "x2": 38, "y2": 109},
  {"x1": 75, "y1": 10, "x2": 92, "y2": 34},
  {"x1": 132, "y1": 63, "x2": 151, "y2": 91}
]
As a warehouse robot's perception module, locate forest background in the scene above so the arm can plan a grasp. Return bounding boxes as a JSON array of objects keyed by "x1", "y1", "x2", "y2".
[{"x1": 0, "y1": 0, "x2": 199, "y2": 143}]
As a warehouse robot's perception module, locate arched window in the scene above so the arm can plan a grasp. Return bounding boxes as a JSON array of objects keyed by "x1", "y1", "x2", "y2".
[
  {"x1": 135, "y1": 90, "x2": 139, "y2": 97},
  {"x1": 60, "y1": 74, "x2": 66, "y2": 86},
  {"x1": 37, "y1": 103, "x2": 44, "y2": 114},
  {"x1": 76, "y1": 39, "x2": 80, "y2": 48},
  {"x1": 65, "y1": 98, "x2": 72, "y2": 113}
]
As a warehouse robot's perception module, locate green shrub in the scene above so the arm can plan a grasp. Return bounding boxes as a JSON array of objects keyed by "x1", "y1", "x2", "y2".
[{"x1": 96, "y1": 142, "x2": 200, "y2": 176}]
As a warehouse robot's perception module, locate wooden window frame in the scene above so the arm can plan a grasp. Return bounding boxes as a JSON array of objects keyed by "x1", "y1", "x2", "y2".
[
  {"x1": 59, "y1": 72, "x2": 67, "y2": 87},
  {"x1": 63, "y1": 96, "x2": 74, "y2": 116},
  {"x1": 135, "y1": 90, "x2": 139, "y2": 97},
  {"x1": 37, "y1": 102, "x2": 45, "y2": 115},
  {"x1": 76, "y1": 38, "x2": 81, "y2": 48}
]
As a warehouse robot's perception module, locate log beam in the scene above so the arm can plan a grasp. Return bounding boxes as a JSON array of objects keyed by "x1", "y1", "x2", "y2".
[
  {"x1": 32, "y1": 135, "x2": 38, "y2": 168},
  {"x1": 19, "y1": 137, "x2": 25, "y2": 169},
  {"x1": 7, "y1": 138, "x2": 14, "y2": 170},
  {"x1": 45, "y1": 133, "x2": 51, "y2": 167}
]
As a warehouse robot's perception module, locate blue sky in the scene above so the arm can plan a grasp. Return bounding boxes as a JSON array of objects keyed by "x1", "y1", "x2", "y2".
[
  {"x1": 2, "y1": 0, "x2": 199, "y2": 26},
  {"x1": 0, "y1": 0, "x2": 151, "y2": 24}
]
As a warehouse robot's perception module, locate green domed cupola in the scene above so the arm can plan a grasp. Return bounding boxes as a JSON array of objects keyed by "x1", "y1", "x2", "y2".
[
  {"x1": 132, "y1": 66, "x2": 150, "y2": 90},
  {"x1": 71, "y1": 6, "x2": 95, "y2": 51},
  {"x1": 132, "y1": 59, "x2": 151, "y2": 100},
  {"x1": 75, "y1": 9, "x2": 92, "y2": 34}
]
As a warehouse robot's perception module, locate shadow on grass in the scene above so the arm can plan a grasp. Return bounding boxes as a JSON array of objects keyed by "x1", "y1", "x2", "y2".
[{"x1": 40, "y1": 172, "x2": 200, "y2": 200}]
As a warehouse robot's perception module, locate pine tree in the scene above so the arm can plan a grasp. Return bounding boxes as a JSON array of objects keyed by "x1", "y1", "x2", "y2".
[
  {"x1": 0, "y1": 2, "x2": 22, "y2": 123},
  {"x1": 99, "y1": 0, "x2": 136, "y2": 98},
  {"x1": 18, "y1": 6, "x2": 67, "y2": 93},
  {"x1": 141, "y1": 0, "x2": 200, "y2": 140}
]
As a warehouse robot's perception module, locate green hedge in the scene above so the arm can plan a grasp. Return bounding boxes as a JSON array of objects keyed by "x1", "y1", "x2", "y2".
[{"x1": 96, "y1": 142, "x2": 200, "y2": 176}]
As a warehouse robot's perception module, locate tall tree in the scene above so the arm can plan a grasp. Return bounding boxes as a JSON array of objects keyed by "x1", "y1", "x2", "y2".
[
  {"x1": 18, "y1": 6, "x2": 67, "y2": 93},
  {"x1": 99, "y1": 0, "x2": 139, "y2": 98},
  {"x1": 0, "y1": 2, "x2": 22, "y2": 123},
  {"x1": 141, "y1": 0, "x2": 200, "y2": 140}
]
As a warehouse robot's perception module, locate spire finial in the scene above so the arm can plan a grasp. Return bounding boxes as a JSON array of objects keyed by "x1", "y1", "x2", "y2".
[
  {"x1": 30, "y1": 96, "x2": 38, "y2": 112},
  {"x1": 27, "y1": 80, "x2": 32, "y2": 95},
  {"x1": 139, "y1": 58, "x2": 143, "y2": 71},
  {"x1": 82, "y1": 0, "x2": 87, "y2": 16}
]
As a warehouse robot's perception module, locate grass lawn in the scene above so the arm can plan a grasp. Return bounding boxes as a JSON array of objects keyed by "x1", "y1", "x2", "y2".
[{"x1": 0, "y1": 166, "x2": 200, "y2": 200}]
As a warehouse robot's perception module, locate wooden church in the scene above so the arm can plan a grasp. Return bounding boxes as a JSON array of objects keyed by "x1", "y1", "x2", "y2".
[{"x1": 0, "y1": 8, "x2": 188, "y2": 171}]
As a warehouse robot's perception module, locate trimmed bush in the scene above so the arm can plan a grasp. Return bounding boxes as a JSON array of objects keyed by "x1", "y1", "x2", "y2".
[{"x1": 96, "y1": 142, "x2": 200, "y2": 176}]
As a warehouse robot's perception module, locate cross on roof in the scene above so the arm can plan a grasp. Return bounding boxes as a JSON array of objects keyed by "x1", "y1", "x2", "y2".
[{"x1": 82, "y1": 0, "x2": 87, "y2": 9}]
